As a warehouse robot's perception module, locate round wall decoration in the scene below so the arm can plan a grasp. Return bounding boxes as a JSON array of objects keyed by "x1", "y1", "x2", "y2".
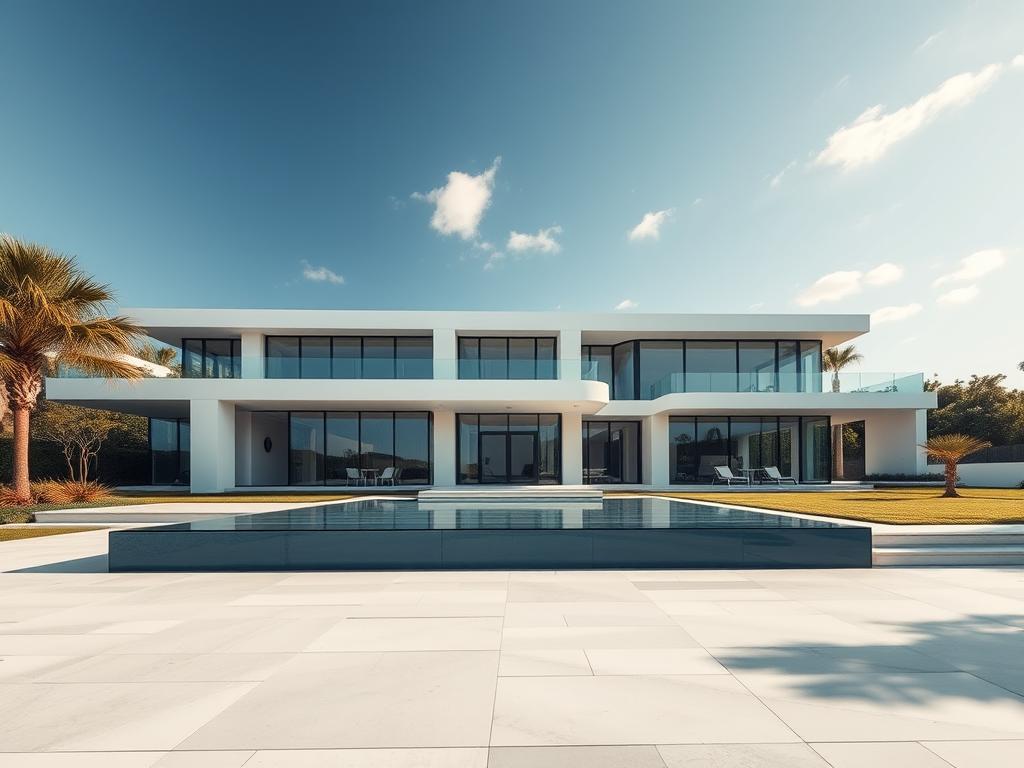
[{"x1": 263, "y1": 437, "x2": 273, "y2": 453}]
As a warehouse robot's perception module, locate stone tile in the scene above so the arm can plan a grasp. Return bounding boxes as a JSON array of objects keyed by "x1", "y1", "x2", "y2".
[
  {"x1": 244, "y1": 748, "x2": 488, "y2": 767},
  {"x1": 658, "y1": 743, "x2": 829, "y2": 767},
  {"x1": 0, "y1": 754, "x2": 164, "y2": 767},
  {"x1": 499, "y1": 650, "x2": 592, "y2": 676},
  {"x1": 921, "y1": 740, "x2": 1024, "y2": 767},
  {"x1": 508, "y1": 581, "x2": 645, "y2": 603},
  {"x1": 489, "y1": 745, "x2": 667, "y2": 767},
  {"x1": 36, "y1": 652, "x2": 293, "y2": 683},
  {"x1": 811, "y1": 742, "x2": 952, "y2": 767},
  {"x1": 307, "y1": 617, "x2": 502, "y2": 651},
  {"x1": 0, "y1": 655, "x2": 77, "y2": 682},
  {"x1": 672, "y1": 614, "x2": 885, "y2": 648},
  {"x1": 707, "y1": 644, "x2": 956, "y2": 675},
  {"x1": 0, "y1": 681, "x2": 257, "y2": 751},
  {"x1": 491, "y1": 675, "x2": 798, "y2": 745},
  {"x1": 501, "y1": 626, "x2": 698, "y2": 651},
  {"x1": 585, "y1": 648, "x2": 727, "y2": 675},
  {"x1": 152, "y1": 752, "x2": 255, "y2": 768},
  {"x1": 180, "y1": 651, "x2": 498, "y2": 749}
]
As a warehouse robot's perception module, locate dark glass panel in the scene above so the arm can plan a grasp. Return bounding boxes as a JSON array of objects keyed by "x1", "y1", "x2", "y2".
[
  {"x1": 331, "y1": 337, "x2": 361, "y2": 379},
  {"x1": 458, "y1": 338, "x2": 480, "y2": 380},
  {"x1": 584, "y1": 422, "x2": 609, "y2": 484},
  {"x1": 801, "y1": 341, "x2": 823, "y2": 393},
  {"x1": 480, "y1": 414, "x2": 508, "y2": 432},
  {"x1": 538, "y1": 414, "x2": 560, "y2": 484},
  {"x1": 360, "y1": 412, "x2": 394, "y2": 472},
  {"x1": 509, "y1": 413, "x2": 538, "y2": 432},
  {"x1": 738, "y1": 342, "x2": 776, "y2": 393},
  {"x1": 457, "y1": 414, "x2": 479, "y2": 483},
  {"x1": 686, "y1": 342, "x2": 737, "y2": 392},
  {"x1": 695, "y1": 418, "x2": 729, "y2": 482},
  {"x1": 204, "y1": 339, "x2": 234, "y2": 379},
  {"x1": 779, "y1": 417, "x2": 800, "y2": 479},
  {"x1": 778, "y1": 341, "x2": 799, "y2": 393},
  {"x1": 509, "y1": 433, "x2": 537, "y2": 483},
  {"x1": 182, "y1": 340, "x2": 203, "y2": 379},
  {"x1": 669, "y1": 417, "x2": 697, "y2": 484},
  {"x1": 639, "y1": 341, "x2": 684, "y2": 399},
  {"x1": 611, "y1": 421, "x2": 641, "y2": 484},
  {"x1": 584, "y1": 345, "x2": 612, "y2": 388},
  {"x1": 300, "y1": 337, "x2": 331, "y2": 379},
  {"x1": 612, "y1": 343, "x2": 635, "y2": 399},
  {"x1": 178, "y1": 421, "x2": 190, "y2": 481},
  {"x1": 289, "y1": 412, "x2": 324, "y2": 485},
  {"x1": 801, "y1": 416, "x2": 830, "y2": 482},
  {"x1": 480, "y1": 432, "x2": 508, "y2": 483},
  {"x1": 508, "y1": 338, "x2": 536, "y2": 380},
  {"x1": 396, "y1": 337, "x2": 432, "y2": 379},
  {"x1": 536, "y1": 338, "x2": 556, "y2": 380},
  {"x1": 394, "y1": 412, "x2": 431, "y2": 484},
  {"x1": 480, "y1": 338, "x2": 508, "y2": 379},
  {"x1": 362, "y1": 337, "x2": 396, "y2": 379},
  {"x1": 325, "y1": 411, "x2": 360, "y2": 484},
  {"x1": 150, "y1": 418, "x2": 179, "y2": 484},
  {"x1": 728, "y1": 418, "x2": 763, "y2": 475},
  {"x1": 266, "y1": 337, "x2": 300, "y2": 378}
]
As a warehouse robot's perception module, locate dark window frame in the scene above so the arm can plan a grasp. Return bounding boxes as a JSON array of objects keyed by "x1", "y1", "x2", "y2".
[
  {"x1": 457, "y1": 336, "x2": 558, "y2": 380},
  {"x1": 263, "y1": 336, "x2": 433, "y2": 380},
  {"x1": 582, "y1": 419, "x2": 643, "y2": 484},
  {"x1": 148, "y1": 416, "x2": 190, "y2": 484},
  {"x1": 181, "y1": 338, "x2": 241, "y2": 379},
  {"x1": 455, "y1": 412, "x2": 562, "y2": 485}
]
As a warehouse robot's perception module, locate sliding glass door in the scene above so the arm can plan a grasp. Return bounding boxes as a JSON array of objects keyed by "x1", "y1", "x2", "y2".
[{"x1": 458, "y1": 414, "x2": 560, "y2": 484}]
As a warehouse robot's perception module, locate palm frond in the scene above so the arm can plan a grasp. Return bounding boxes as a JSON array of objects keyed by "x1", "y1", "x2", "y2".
[
  {"x1": 919, "y1": 434, "x2": 992, "y2": 462},
  {"x1": 57, "y1": 351, "x2": 146, "y2": 380}
]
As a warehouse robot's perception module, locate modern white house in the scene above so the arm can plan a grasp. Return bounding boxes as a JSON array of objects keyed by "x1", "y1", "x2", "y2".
[{"x1": 46, "y1": 309, "x2": 937, "y2": 493}]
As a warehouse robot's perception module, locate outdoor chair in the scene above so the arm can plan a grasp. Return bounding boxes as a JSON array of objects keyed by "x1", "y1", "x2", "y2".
[
  {"x1": 762, "y1": 466, "x2": 797, "y2": 485},
  {"x1": 379, "y1": 467, "x2": 397, "y2": 486},
  {"x1": 345, "y1": 467, "x2": 363, "y2": 486},
  {"x1": 712, "y1": 466, "x2": 750, "y2": 486}
]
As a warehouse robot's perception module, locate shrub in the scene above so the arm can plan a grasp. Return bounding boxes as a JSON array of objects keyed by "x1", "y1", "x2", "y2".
[
  {"x1": 0, "y1": 484, "x2": 36, "y2": 506},
  {"x1": 0, "y1": 508, "x2": 33, "y2": 524},
  {"x1": 33, "y1": 479, "x2": 115, "y2": 504}
]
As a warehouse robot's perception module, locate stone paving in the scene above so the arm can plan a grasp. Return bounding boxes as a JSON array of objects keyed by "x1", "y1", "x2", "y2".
[{"x1": 1, "y1": 528, "x2": 1023, "y2": 766}]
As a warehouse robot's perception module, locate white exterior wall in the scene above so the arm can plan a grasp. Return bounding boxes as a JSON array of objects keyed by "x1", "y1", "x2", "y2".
[
  {"x1": 432, "y1": 410, "x2": 457, "y2": 487},
  {"x1": 927, "y1": 462, "x2": 1024, "y2": 488},
  {"x1": 833, "y1": 409, "x2": 928, "y2": 477},
  {"x1": 561, "y1": 410, "x2": 583, "y2": 484},
  {"x1": 190, "y1": 400, "x2": 236, "y2": 492},
  {"x1": 643, "y1": 414, "x2": 669, "y2": 485}
]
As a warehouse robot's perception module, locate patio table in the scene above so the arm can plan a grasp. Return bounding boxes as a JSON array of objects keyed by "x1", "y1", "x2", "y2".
[{"x1": 360, "y1": 468, "x2": 380, "y2": 485}]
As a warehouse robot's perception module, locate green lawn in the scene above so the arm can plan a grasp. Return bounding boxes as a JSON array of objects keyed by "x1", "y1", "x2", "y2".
[
  {"x1": 0, "y1": 526, "x2": 106, "y2": 542},
  {"x1": 650, "y1": 488, "x2": 1024, "y2": 525}
]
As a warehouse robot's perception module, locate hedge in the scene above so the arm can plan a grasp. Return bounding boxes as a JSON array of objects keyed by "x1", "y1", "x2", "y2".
[{"x1": 0, "y1": 434, "x2": 150, "y2": 485}]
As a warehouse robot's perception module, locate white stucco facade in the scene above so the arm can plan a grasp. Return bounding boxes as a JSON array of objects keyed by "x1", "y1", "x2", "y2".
[{"x1": 46, "y1": 309, "x2": 936, "y2": 492}]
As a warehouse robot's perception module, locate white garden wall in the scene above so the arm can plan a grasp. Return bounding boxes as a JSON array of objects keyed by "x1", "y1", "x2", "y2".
[{"x1": 928, "y1": 462, "x2": 1024, "y2": 488}]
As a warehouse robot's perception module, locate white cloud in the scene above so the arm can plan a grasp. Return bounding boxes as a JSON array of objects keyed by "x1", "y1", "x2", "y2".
[
  {"x1": 628, "y1": 209, "x2": 674, "y2": 241},
  {"x1": 933, "y1": 248, "x2": 1007, "y2": 285},
  {"x1": 482, "y1": 251, "x2": 506, "y2": 271},
  {"x1": 815, "y1": 60, "x2": 1008, "y2": 171},
  {"x1": 865, "y1": 262, "x2": 905, "y2": 285},
  {"x1": 692, "y1": 197, "x2": 703, "y2": 206},
  {"x1": 871, "y1": 303, "x2": 922, "y2": 325},
  {"x1": 795, "y1": 270, "x2": 863, "y2": 306},
  {"x1": 748, "y1": 301, "x2": 765, "y2": 311},
  {"x1": 770, "y1": 160, "x2": 797, "y2": 188},
  {"x1": 412, "y1": 157, "x2": 500, "y2": 240},
  {"x1": 1014, "y1": 54, "x2": 1024, "y2": 68},
  {"x1": 937, "y1": 285, "x2": 980, "y2": 305},
  {"x1": 507, "y1": 226, "x2": 562, "y2": 254},
  {"x1": 614, "y1": 299, "x2": 638, "y2": 310},
  {"x1": 915, "y1": 31, "x2": 944, "y2": 54},
  {"x1": 301, "y1": 260, "x2": 344, "y2": 285}
]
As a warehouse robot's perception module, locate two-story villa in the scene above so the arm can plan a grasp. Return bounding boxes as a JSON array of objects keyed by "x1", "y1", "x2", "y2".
[{"x1": 46, "y1": 310, "x2": 937, "y2": 492}]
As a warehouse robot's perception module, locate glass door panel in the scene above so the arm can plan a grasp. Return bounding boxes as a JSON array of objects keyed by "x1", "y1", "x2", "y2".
[
  {"x1": 509, "y1": 433, "x2": 537, "y2": 483},
  {"x1": 480, "y1": 433, "x2": 508, "y2": 483}
]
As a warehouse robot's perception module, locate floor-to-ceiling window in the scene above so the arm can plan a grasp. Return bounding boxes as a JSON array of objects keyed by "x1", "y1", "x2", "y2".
[
  {"x1": 581, "y1": 345, "x2": 612, "y2": 388},
  {"x1": 149, "y1": 417, "x2": 190, "y2": 484},
  {"x1": 639, "y1": 342, "x2": 684, "y2": 399},
  {"x1": 248, "y1": 411, "x2": 432, "y2": 486},
  {"x1": 458, "y1": 337, "x2": 557, "y2": 380},
  {"x1": 686, "y1": 343, "x2": 737, "y2": 393},
  {"x1": 457, "y1": 413, "x2": 561, "y2": 484},
  {"x1": 265, "y1": 337, "x2": 433, "y2": 379},
  {"x1": 669, "y1": 415, "x2": 830, "y2": 484},
  {"x1": 182, "y1": 339, "x2": 241, "y2": 378},
  {"x1": 583, "y1": 421, "x2": 641, "y2": 483},
  {"x1": 738, "y1": 342, "x2": 776, "y2": 393}
]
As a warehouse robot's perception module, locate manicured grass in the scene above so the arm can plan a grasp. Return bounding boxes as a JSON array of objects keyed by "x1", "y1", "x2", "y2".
[
  {"x1": 0, "y1": 526, "x2": 106, "y2": 542},
  {"x1": 653, "y1": 488, "x2": 1024, "y2": 525}
]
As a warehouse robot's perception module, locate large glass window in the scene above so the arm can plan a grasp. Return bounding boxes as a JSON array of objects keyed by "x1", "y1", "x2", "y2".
[
  {"x1": 150, "y1": 417, "x2": 189, "y2": 484},
  {"x1": 669, "y1": 418, "x2": 696, "y2": 483},
  {"x1": 686, "y1": 342, "x2": 737, "y2": 393},
  {"x1": 289, "y1": 412, "x2": 325, "y2": 485},
  {"x1": 801, "y1": 341, "x2": 823, "y2": 392},
  {"x1": 458, "y1": 337, "x2": 557, "y2": 380},
  {"x1": 728, "y1": 418, "x2": 763, "y2": 474},
  {"x1": 266, "y1": 336, "x2": 431, "y2": 379},
  {"x1": 778, "y1": 341, "x2": 799, "y2": 393},
  {"x1": 779, "y1": 417, "x2": 800, "y2": 479},
  {"x1": 458, "y1": 339, "x2": 480, "y2": 380},
  {"x1": 458, "y1": 413, "x2": 561, "y2": 484},
  {"x1": 325, "y1": 412, "x2": 360, "y2": 484},
  {"x1": 181, "y1": 339, "x2": 240, "y2": 379},
  {"x1": 583, "y1": 421, "x2": 640, "y2": 484},
  {"x1": 395, "y1": 412, "x2": 431, "y2": 484},
  {"x1": 480, "y1": 339, "x2": 508, "y2": 380},
  {"x1": 613, "y1": 343, "x2": 636, "y2": 399},
  {"x1": 639, "y1": 341, "x2": 684, "y2": 399},
  {"x1": 694, "y1": 418, "x2": 729, "y2": 482},
  {"x1": 360, "y1": 412, "x2": 395, "y2": 472},
  {"x1": 536, "y1": 338, "x2": 556, "y2": 380},
  {"x1": 738, "y1": 342, "x2": 776, "y2": 393},
  {"x1": 801, "y1": 416, "x2": 831, "y2": 482},
  {"x1": 582, "y1": 345, "x2": 612, "y2": 388},
  {"x1": 509, "y1": 338, "x2": 536, "y2": 380}
]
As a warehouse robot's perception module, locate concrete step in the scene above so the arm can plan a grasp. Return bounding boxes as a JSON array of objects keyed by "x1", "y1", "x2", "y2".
[
  {"x1": 33, "y1": 501, "x2": 320, "y2": 525},
  {"x1": 874, "y1": 544, "x2": 1024, "y2": 566},
  {"x1": 419, "y1": 487, "x2": 603, "y2": 502},
  {"x1": 874, "y1": 532, "x2": 1024, "y2": 547}
]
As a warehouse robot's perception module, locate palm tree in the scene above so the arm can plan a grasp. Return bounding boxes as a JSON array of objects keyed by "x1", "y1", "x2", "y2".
[
  {"x1": 919, "y1": 434, "x2": 992, "y2": 498},
  {"x1": 0, "y1": 235, "x2": 146, "y2": 503},
  {"x1": 135, "y1": 342, "x2": 181, "y2": 376},
  {"x1": 822, "y1": 345, "x2": 863, "y2": 479}
]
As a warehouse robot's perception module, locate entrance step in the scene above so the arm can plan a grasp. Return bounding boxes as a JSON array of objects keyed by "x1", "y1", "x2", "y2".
[
  {"x1": 420, "y1": 486, "x2": 603, "y2": 503},
  {"x1": 873, "y1": 530, "x2": 1024, "y2": 566}
]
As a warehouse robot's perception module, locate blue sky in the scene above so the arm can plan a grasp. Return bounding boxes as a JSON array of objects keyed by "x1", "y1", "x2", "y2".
[{"x1": 1, "y1": 0, "x2": 1021, "y2": 385}]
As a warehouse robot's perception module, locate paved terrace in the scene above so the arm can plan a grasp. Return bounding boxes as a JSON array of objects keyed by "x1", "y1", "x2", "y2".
[{"x1": 1, "y1": 529, "x2": 1023, "y2": 767}]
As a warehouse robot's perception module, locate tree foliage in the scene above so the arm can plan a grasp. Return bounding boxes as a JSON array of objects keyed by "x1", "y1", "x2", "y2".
[
  {"x1": 925, "y1": 374, "x2": 1024, "y2": 446},
  {"x1": 34, "y1": 403, "x2": 121, "y2": 481}
]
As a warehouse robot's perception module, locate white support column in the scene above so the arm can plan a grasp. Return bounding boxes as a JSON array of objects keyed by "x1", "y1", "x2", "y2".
[
  {"x1": 862, "y1": 410, "x2": 922, "y2": 477},
  {"x1": 433, "y1": 327, "x2": 458, "y2": 380},
  {"x1": 915, "y1": 409, "x2": 928, "y2": 474},
  {"x1": 562, "y1": 410, "x2": 583, "y2": 484},
  {"x1": 643, "y1": 414, "x2": 669, "y2": 486},
  {"x1": 234, "y1": 410, "x2": 252, "y2": 486},
  {"x1": 240, "y1": 332, "x2": 264, "y2": 379},
  {"x1": 433, "y1": 410, "x2": 456, "y2": 487},
  {"x1": 190, "y1": 400, "x2": 236, "y2": 492},
  {"x1": 559, "y1": 328, "x2": 582, "y2": 380}
]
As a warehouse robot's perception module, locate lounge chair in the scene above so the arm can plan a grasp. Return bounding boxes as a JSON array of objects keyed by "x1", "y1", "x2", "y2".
[
  {"x1": 379, "y1": 467, "x2": 397, "y2": 486},
  {"x1": 762, "y1": 466, "x2": 797, "y2": 485},
  {"x1": 345, "y1": 467, "x2": 364, "y2": 486},
  {"x1": 713, "y1": 466, "x2": 750, "y2": 486}
]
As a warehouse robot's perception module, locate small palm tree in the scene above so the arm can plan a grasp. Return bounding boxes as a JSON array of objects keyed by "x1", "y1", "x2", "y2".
[
  {"x1": 135, "y1": 342, "x2": 181, "y2": 376},
  {"x1": 823, "y1": 345, "x2": 864, "y2": 393},
  {"x1": 919, "y1": 434, "x2": 992, "y2": 498},
  {"x1": 0, "y1": 235, "x2": 146, "y2": 503}
]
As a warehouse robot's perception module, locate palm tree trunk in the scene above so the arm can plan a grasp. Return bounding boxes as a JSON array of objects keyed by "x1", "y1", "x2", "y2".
[
  {"x1": 12, "y1": 407, "x2": 31, "y2": 501},
  {"x1": 943, "y1": 460, "x2": 958, "y2": 498}
]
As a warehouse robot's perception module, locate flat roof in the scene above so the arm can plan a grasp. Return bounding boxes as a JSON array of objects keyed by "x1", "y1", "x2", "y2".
[{"x1": 125, "y1": 308, "x2": 869, "y2": 348}]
